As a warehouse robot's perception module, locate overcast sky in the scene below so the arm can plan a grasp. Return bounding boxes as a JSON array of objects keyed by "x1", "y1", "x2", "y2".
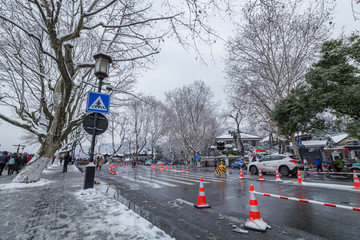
[{"x1": 0, "y1": 2, "x2": 358, "y2": 154}]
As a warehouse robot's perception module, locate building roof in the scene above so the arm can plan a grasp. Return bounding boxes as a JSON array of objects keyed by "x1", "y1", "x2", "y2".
[
  {"x1": 330, "y1": 133, "x2": 348, "y2": 144},
  {"x1": 217, "y1": 133, "x2": 262, "y2": 140}
]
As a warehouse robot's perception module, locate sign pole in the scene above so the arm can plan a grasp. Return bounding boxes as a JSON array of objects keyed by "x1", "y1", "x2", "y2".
[{"x1": 84, "y1": 77, "x2": 103, "y2": 190}]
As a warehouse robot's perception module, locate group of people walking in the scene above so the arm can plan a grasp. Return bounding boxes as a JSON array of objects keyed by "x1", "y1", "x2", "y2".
[{"x1": 0, "y1": 151, "x2": 31, "y2": 176}]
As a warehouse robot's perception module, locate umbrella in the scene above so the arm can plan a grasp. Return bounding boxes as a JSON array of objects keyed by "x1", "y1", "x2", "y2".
[{"x1": 250, "y1": 154, "x2": 260, "y2": 157}]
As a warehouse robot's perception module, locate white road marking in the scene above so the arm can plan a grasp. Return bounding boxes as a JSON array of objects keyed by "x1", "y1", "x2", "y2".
[
  {"x1": 137, "y1": 176, "x2": 178, "y2": 187},
  {"x1": 153, "y1": 176, "x2": 195, "y2": 185},
  {"x1": 175, "y1": 198, "x2": 194, "y2": 206},
  {"x1": 121, "y1": 176, "x2": 161, "y2": 188},
  {"x1": 159, "y1": 174, "x2": 211, "y2": 184}
]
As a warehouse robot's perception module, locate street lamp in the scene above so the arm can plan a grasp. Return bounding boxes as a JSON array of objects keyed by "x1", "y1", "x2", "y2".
[{"x1": 83, "y1": 52, "x2": 112, "y2": 190}]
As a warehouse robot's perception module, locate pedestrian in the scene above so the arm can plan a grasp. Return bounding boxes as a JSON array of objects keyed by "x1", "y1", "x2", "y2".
[
  {"x1": 316, "y1": 157, "x2": 323, "y2": 172},
  {"x1": 214, "y1": 160, "x2": 217, "y2": 170},
  {"x1": 7, "y1": 153, "x2": 17, "y2": 175},
  {"x1": 62, "y1": 152, "x2": 71, "y2": 172},
  {"x1": 303, "y1": 158, "x2": 309, "y2": 171},
  {"x1": 0, "y1": 151, "x2": 10, "y2": 176},
  {"x1": 21, "y1": 153, "x2": 28, "y2": 169},
  {"x1": 98, "y1": 156, "x2": 104, "y2": 170},
  {"x1": 13, "y1": 153, "x2": 22, "y2": 174},
  {"x1": 60, "y1": 154, "x2": 64, "y2": 165},
  {"x1": 95, "y1": 156, "x2": 100, "y2": 170},
  {"x1": 27, "y1": 154, "x2": 32, "y2": 163}
]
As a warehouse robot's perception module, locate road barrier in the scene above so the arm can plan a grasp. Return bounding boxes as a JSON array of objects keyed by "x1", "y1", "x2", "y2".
[
  {"x1": 275, "y1": 167, "x2": 282, "y2": 182},
  {"x1": 353, "y1": 171, "x2": 360, "y2": 189},
  {"x1": 253, "y1": 189, "x2": 360, "y2": 212},
  {"x1": 194, "y1": 178, "x2": 211, "y2": 208},
  {"x1": 300, "y1": 170, "x2": 353, "y2": 175},
  {"x1": 257, "y1": 168, "x2": 265, "y2": 181},
  {"x1": 245, "y1": 185, "x2": 268, "y2": 231},
  {"x1": 239, "y1": 167, "x2": 245, "y2": 179},
  {"x1": 297, "y1": 169, "x2": 303, "y2": 184}
]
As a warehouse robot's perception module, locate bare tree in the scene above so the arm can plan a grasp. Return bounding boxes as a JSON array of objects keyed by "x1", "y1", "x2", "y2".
[
  {"x1": 227, "y1": 101, "x2": 245, "y2": 156},
  {"x1": 224, "y1": 0, "x2": 332, "y2": 157},
  {"x1": 125, "y1": 97, "x2": 152, "y2": 161},
  {"x1": 164, "y1": 80, "x2": 224, "y2": 163},
  {"x1": 107, "y1": 111, "x2": 129, "y2": 159},
  {"x1": 0, "y1": 0, "x2": 231, "y2": 182}
]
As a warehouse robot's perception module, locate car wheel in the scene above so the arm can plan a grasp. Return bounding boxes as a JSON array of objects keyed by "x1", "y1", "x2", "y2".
[
  {"x1": 279, "y1": 166, "x2": 290, "y2": 176},
  {"x1": 249, "y1": 166, "x2": 258, "y2": 175}
]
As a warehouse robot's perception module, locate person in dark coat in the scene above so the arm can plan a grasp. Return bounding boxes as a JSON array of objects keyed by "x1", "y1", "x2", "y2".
[
  {"x1": 0, "y1": 151, "x2": 10, "y2": 176},
  {"x1": 7, "y1": 153, "x2": 18, "y2": 175},
  {"x1": 316, "y1": 157, "x2": 323, "y2": 172},
  {"x1": 62, "y1": 152, "x2": 71, "y2": 172},
  {"x1": 13, "y1": 154, "x2": 22, "y2": 174}
]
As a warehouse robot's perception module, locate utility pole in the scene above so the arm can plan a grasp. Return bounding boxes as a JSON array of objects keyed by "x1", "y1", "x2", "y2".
[{"x1": 13, "y1": 144, "x2": 25, "y2": 154}]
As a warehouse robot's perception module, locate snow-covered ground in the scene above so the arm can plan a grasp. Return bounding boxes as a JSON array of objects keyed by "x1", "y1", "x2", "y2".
[
  {"x1": 0, "y1": 164, "x2": 174, "y2": 240},
  {"x1": 74, "y1": 187, "x2": 174, "y2": 240}
]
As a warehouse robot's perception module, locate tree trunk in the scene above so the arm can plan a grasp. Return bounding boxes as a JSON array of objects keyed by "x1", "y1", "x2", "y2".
[
  {"x1": 13, "y1": 100, "x2": 64, "y2": 183},
  {"x1": 290, "y1": 133, "x2": 301, "y2": 159},
  {"x1": 12, "y1": 137, "x2": 60, "y2": 183}
]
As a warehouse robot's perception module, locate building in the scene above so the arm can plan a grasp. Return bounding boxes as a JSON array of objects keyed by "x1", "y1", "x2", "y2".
[{"x1": 213, "y1": 132, "x2": 262, "y2": 152}]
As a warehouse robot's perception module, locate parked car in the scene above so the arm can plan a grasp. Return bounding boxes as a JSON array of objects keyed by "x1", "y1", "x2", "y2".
[
  {"x1": 343, "y1": 158, "x2": 358, "y2": 168},
  {"x1": 145, "y1": 160, "x2": 153, "y2": 166},
  {"x1": 156, "y1": 161, "x2": 164, "y2": 164},
  {"x1": 231, "y1": 159, "x2": 247, "y2": 170},
  {"x1": 247, "y1": 154, "x2": 304, "y2": 176}
]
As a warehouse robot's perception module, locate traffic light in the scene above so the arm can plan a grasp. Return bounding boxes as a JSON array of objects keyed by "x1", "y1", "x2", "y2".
[{"x1": 217, "y1": 141, "x2": 225, "y2": 151}]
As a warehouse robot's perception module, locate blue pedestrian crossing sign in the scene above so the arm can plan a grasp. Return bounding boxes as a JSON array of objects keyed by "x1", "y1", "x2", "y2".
[{"x1": 86, "y1": 92, "x2": 110, "y2": 114}]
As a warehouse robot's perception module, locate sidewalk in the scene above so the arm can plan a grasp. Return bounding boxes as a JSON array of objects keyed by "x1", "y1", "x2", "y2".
[{"x1": 0, "y1": 164, "x2": 173, "y2": 240}]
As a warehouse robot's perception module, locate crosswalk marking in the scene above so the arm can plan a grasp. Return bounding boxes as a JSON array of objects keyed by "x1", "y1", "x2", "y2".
[
  {"x1": 153, "y1": 176, "x2": 195, "y2": 185},
  {"x1": 157, "y1": 174, "x2": 211, "y2": 184},
  {"x1": 137, "y1": 176, "x2": 178, "y2": 187},
  {"x1": 121, "y1": 176, "x2": 161, "y2": 188}
]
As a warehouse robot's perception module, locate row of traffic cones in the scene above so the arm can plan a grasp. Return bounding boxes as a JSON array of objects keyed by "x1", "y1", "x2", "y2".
[
  {"x1": 108, "y1": 164, "x2": 116, "y2": 175},
  {"x1": 151, "y1": 164, "x2": 190, "y2": 173}
]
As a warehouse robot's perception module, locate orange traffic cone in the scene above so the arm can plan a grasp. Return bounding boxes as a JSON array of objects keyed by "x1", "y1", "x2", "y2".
[
  {"x1": 239, "y1": 167, "x2": 245, "y2": 179},
  {"x1": 170, "y1": 165, "x2": 173, "y2": 171},
  {"x1": 182, "y1": 165, "x2": 185, "y2": 172},
  {"x1": 275, "y1": 167, "x2": 282, "y2": 182},
  {"x1": 353, "y1": 171, "x2": 360, "y2": 189},
  {"x1": 194, "y1": 178, "x2": 211, "y2": 208},
  {"x1": 111, "y1": 164, "x2": 115, "y2": 175},
  {"x1": 297, "y1": 169, "x2": 303, "y2": 184},
  {"x1": 186, "y1": 165, "x2": 189, "y2": 173},
  {"x1": 245, "y1": 185, "x2": 267, "y2": 232},
  {"x1": 174, "y1": 165, "x2": 177, "y2": 172},
  {"x1": 258, "y1": 168, "x2": 265, "y2": 181},
  {"x1": 311, "y1": 163, "x2": 313, "y2": 169}
]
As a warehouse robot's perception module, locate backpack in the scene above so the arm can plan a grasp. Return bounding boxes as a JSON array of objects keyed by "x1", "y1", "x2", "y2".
[{"x1": 8, "y1": 157, "x2": 15, "y2": 165}]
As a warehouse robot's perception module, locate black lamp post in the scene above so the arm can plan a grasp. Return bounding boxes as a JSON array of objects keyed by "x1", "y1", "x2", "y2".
[{"x1": 83, "y1": 52, "x2": 112, "y2": 190}]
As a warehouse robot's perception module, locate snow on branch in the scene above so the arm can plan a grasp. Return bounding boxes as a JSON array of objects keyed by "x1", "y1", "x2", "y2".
[
  {"x1": 0, "y1": 14, "x2": 56, "y2": 61},
  {"x1": 83, "y1": 0, "x2": 118, "y2": 17},
  {"x1": 0, "y1": 113, "x2": 45, "y2": 137},
  {"x1": 83, "y1": 13, "x2": 182, "y2": 30},
  {"x1": 112, "y1": 51, "x2": 160, "y2": 62}
]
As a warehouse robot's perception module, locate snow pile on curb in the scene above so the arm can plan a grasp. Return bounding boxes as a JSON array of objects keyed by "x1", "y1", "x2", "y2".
[
  {"x1": 75, "y1": 188, "x2": 174, "y2": 240},
  {"x1": 0, "y1": 178, "x2": 52, "y2": 190}
]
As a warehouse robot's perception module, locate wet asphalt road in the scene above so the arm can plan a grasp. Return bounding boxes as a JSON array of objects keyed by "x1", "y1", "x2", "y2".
[{"x1": 96, "y1": 165, "x2": 360, "y2": 240}]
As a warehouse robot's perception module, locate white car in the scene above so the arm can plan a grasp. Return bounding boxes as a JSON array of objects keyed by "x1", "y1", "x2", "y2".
[{"x1": 248, "y1": 154, "x2": 304, "y2": 176}]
